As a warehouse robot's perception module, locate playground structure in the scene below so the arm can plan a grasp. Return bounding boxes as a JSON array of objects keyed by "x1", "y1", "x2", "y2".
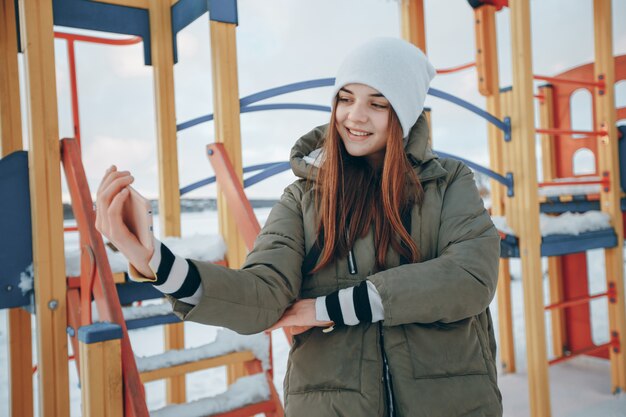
[{"x1": 0, "y1": 1, "x2": 625, "y2": 417}]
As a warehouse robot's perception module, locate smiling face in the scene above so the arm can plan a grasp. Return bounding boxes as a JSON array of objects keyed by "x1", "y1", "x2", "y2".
[{"x1": 334, "y1": 83, "x2": 391, "y2": 168}]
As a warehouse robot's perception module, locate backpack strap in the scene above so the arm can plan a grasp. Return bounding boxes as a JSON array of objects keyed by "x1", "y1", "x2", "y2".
[
  {"x1": 399, "y1": 208, "x2": 413, "y2": 266},
  {"x1": 301, "y1": 227, "x2": 325, "y2": 277}
]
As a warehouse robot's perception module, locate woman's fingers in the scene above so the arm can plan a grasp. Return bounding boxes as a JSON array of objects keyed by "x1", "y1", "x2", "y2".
[
  {"x1": 96, "y1": 165, "x2": 117, "y2": 195},
  {"x1": 107, "y1": 187, "x2": 131, "y2": 241},
  {"x1": 96, "y1": 174, "x2": 134, "y2": 236},
  {"x1": 288, "y1": 325, "x2": 313, "y2": 335}
]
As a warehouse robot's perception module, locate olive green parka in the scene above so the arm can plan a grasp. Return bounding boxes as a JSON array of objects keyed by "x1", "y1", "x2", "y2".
[{"x1": 169, "y1": 114, "x2": 503, "y2": 417}]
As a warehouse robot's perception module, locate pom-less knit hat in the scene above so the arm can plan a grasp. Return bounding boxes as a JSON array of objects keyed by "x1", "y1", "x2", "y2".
[{"x1": 331, "y1": 37, "x2": 436, "y2": 141}]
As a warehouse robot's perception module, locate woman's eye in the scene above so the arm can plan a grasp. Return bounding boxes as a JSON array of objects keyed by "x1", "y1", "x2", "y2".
[
  {"x1": 337, "y1": 97, "x2": 351, "y2": 103},
  {"x1": 372, "y1": 103, "x2": 389, "y2": 109}
]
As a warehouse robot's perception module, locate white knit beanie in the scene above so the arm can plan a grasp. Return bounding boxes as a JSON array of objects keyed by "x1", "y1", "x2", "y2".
[{"x1": 331, "y1": 37, "x2": 436, "y2": 140}]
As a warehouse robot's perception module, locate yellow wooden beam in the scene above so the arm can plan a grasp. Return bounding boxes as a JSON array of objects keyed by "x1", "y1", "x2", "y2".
[
  {"x1": 0, "y1": 0, "x2": 23, "y2": 154},
  {"x1": 474, "y1": 6, "x2": 499, "y2": 97},
  {"x1": 593, "y1": 0, "x2": 626, "y2": 393},
  {"x1": 140, "y1": 351, "x2": 256, "y2": 383},
  {"x1": 0, "y1": 4, "x2": 34, "y2": 416},
  {"x1": 79, "y1": 331, "x2": 123, "y2": 417},
  {"x1": 210, "y1": 20, "x2": 247, "y2": 268},
  {"x1": 538, "y1": 86, "x2": 556, "y2": 181},
  {"x1": 537, "y1": 86, "x2": 566, "y2": 359},
  {"x1": 474, "y1": 4, "x2": 517, "y2": 374},
  {"x1": 17, "y1": 1, "x2": 70, "y2": 416},
  {"x1": 8, "y1": 309, "x2": 34, "y2": 417},
  {"x1": 227, "y1": 361, "x2": 247, "y2": 386},
  {"x1": 147, "y1": 0, "x2": 185, "y2": 403},
  {"x1": 400, "y1": 0, "x2": 427, "y2": 53},
  {"x1": 510, "y1": 1, "x2": 551, "y2": 416}
]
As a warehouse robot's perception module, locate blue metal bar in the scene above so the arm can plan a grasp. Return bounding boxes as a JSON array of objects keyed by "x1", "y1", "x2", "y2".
[
  {"x1": 179, "y1": 162, "x2": 288, "y2": 196},
  {"x1": 435, "y1": 150, "x2": 514, "y2": 195},
  {"x1": 176, "y1": 103, "x2": 331, "y2": 132},
  {"x1": 242, "y1": 103, "x2": 331, "y2": 114},
  {"x1": 428, "y1": 88, "x2": 509, "y2": 134},
  {"x1": 239, "y1": 78, "x2": 335, "y2": 107},
  {"x1": 177, "y1": 114, "x2": 214, "y2": 132},
  {"x1": 243, "y1": 162, "x2": 291, "y2": 188}
]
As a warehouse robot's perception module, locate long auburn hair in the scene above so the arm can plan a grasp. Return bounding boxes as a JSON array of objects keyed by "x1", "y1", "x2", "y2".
[{"x1": 311, "y1": 101, "x2": 424, "y2": 273}]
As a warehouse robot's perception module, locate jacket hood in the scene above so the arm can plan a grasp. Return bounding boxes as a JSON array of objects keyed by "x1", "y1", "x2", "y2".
[{"x1": 289, "y1": 112, "x2": 445, "y2": 182}]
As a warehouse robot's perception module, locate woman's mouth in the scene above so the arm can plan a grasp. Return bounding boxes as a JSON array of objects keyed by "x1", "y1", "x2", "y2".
[{"x1": 346, "y1": 127, "x2": 372, "y2": 138}]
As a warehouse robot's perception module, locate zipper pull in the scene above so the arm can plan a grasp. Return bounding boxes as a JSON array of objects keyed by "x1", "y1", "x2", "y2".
[
  {"x1": 347, "y1": 248, "x2": 358, "y2": 275},
  {"x1": 346, "y1": 229, "x2": 358, "y2": 275}
]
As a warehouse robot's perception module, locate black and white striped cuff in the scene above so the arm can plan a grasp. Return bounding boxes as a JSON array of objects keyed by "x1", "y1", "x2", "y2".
[
  {"x1": 315, "y1": 280, "x2": 384, "y2": 325},
  {"x1": 128, "y1": 238, "x2": 203, "y2": 305}
]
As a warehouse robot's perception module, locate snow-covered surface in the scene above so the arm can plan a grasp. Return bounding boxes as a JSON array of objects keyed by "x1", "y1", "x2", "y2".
[
  {"x1": 136, "y1": 328, "x2": 270, "y2": 372},
  {"x1": 64, "y1": 234, "x2": 226, "y2": 277},
  {"x1": 92, "y1": 302, "x2": 173, "y2": 322},
  {"x1": 492, "y1": 211, "x2": 612, "y2": 237},
  {"x1": 538, "y1": 176, "x2": 602, "y2": 197},
  {"x1": 149, "y1": 373, "x2": 269, "y2": 417},
  {"x1": 2, "y1": 208, "x2": 626, "y2": 416},
  {"x1": 18, "y1": 264, "x2": 34, "y2": 295}
]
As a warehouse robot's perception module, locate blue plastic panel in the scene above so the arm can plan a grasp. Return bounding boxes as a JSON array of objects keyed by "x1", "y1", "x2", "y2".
[
  {"x1": 116, "y1": 280, "x2": 165, "y2": 305},
  {"x1": 78, "y1": 322, "x2": 123, "y2": 344},
  {"x1": 500, "y1": 228, "x2": 618, "y2": 258},
  {"x1": 209, "y1": 0, "x2": 237, "y2": 24},
  {"x1": 52, "y1": 0, "x2": 152, "y2": 64},
  {"x1": 0, "y1": 151, "x2": 33, "y2": 310},
  {"x1": 126, "y1": 313, "x2": 180, "y2": 330}
]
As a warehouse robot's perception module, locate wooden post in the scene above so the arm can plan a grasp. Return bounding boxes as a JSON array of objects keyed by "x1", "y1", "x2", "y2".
[
  {"x1": 474, "y1": 4, "x2": 516, "y2": 374},
  {"x1": 510, "y1": 1, "x2": 551, "y2": 416},
  {"x1": 147, "y1": 0, "x2": 186, "y2": 403},
  {"x1": 210, "y1": 20, "x2": 247, "y2": 269},
  {"x1": 1, "y1": 2, "x2": 34, "y2": 416},
  {"x1": 78, "y1": 323, "x2": 123, "y2": 417},
  {"x1": 0, "y1": 0, "x2": 22, "y2": 153},
  {"x1": 17, "y1": 1, "x2": 70, "y2": 416},
  {"x1": 400, "y1": 0, "x2": 427, "y2": 53},
  {"x1": 537, "y1": 85, "x2": 566, "y2": 359},
  {"x1": 593, "y1": 0, "x2": 626, "y2": 393}
]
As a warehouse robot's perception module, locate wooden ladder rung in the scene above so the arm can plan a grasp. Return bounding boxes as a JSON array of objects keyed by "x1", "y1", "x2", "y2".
[{"x1": 139, "y1": 350, "x2": 257, "y2": 383}]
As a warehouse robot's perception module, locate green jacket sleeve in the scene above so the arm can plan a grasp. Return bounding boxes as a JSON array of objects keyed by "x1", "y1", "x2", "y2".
[
  {"x1": 167, "y1": 183, "x2": 305, "y2": 335},
  {"x1": 368, "y1": 163, "x2": 500, "y2": 326}
]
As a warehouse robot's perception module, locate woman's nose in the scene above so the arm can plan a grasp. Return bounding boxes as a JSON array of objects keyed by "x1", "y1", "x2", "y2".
[{"x1": 347, "y1": 104, "x2": 368, "y2": 123}]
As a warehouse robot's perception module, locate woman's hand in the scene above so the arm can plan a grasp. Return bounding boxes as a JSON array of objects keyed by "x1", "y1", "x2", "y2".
[
  {"x1": 268, "y1": 299, "x2": 334, "y2": 335},
  {"x1": 95, "y1": 165, "x2": 154, "y2": 277}
]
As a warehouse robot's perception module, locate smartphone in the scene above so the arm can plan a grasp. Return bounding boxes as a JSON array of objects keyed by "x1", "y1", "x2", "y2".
[{"x1": 122, "y1": 186, "x2": 154, "y2": 252}]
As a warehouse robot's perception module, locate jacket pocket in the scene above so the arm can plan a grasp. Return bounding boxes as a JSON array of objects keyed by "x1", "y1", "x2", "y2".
[
  {"x1": 403, "y1": 317, "x2": 488, "y2": 379},
  {"x1": 287, "y1": 325, "x2": 364, "y2": 393}
]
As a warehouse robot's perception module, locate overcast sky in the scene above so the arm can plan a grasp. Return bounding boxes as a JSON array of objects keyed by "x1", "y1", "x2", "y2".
[{"x1": 16, "y1": 0, "x2": 626, "y2": 200}]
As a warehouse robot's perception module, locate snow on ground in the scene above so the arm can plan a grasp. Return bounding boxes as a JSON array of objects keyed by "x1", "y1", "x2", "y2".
[
  {"x1": 1, "y1": 209, "x2": 626, "y2": 416},
  {"x1": 492, "y1": 211, "x2": 612, "y2": 237}
]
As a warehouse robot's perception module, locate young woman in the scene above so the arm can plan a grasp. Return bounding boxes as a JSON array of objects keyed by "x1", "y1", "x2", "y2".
[{"x1": 96, "y1": 38, "x2": 503, "y2": 417}]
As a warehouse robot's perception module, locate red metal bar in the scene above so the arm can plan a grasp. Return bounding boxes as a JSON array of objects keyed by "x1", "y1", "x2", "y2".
[
  {"x1": 64, "y1": 226, "x2": 79, "y2": 232},
  {"x1": 534, "y1": 74, "x2": 605, "y2": 89},
  {"x1": 536, "y1": 128, "x2": 608, "y2": 137},
  {"x1": 61, "y1": 137, "x2": 149, "y2": 417},
  {"x1": 545, "y1": 291, "x2": 610, "y2": 311},
  {"x1": 538, "y1": 171, "x2": 610, "y2": 191},
  {"x1": 207, "y1": 143, "x2": 293, "y2": 348},
  {"x1": 436, "y1": 62, "x2": 476, "y2": 75},
  {"x1": 207, "y1": 143, "x2": 262, "y2": 250},
  {"x1": 548, "y1": 341, "x2": 614, "y2": 366},
  {"x1": 54, "y1": 31, "x2": 142, "y2": 46}
]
